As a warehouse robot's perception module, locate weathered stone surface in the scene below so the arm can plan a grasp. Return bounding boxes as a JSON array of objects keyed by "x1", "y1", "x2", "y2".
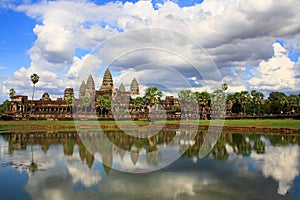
[
  {"x1": 79, "y1": 81, "x2": 86, "y2": 99},
  {"x1": 85, "y1": 75, "x2": 95, "y2": 99},
  {"x1": 119, "y1": 83, "x2": 125, "y2": 92},
  {"x1": 42, "y1": 93, "x2": 51, "y2": 101},
  {"x1": 64, "y1": 88, "x2": 74, "y2": 100},
  {"x1": 130, "y1": 78, "x2": 139, "y2": 95},
  {"x1": 100, "y1": 68, "x2": 114, "y2": 92}
]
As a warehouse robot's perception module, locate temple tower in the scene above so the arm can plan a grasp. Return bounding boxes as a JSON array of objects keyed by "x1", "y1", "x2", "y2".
[
  {"x1": 130, "y1": 78, "x2": 139, "y2": 95},
  {"x1": 119, "y1": 83, "x2": 125, "y2": 92},
  {"x1": 79, "y1": 81, "x2": 86, "y2": 99},
  {"x1": 85, "y1": 75, "x2": 95, "y2": 99},
  {"x1": 100, "y1": 68, "x2": 113, "y2": 92},
  {"x1": 64, "y1": 88, "x2": 74, "y2": 100},
  {"x1": 96, "y1": 68, "x2": 114, "y2": 97}
]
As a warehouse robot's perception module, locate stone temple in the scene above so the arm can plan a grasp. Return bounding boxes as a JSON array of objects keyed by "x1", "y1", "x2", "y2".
[{"x1": 4, "y1": 68, "x2": 165, "y2": 120}]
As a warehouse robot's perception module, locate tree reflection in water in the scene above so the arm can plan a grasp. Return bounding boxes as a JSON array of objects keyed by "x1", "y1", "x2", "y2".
[
  {"x1": 29, "y1": 144, "x2": 38, "y2": 174},
  {"x1": 2, "y1": 130, "x2": 299, "y2": 169},
  {"x1": 1, "y1": 130, "x2": 299, "y2": 199}
]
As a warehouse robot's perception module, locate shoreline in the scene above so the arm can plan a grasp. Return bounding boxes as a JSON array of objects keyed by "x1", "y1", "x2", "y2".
[{"x1": 0, "y1": 119, "x2": 300, "y2": 134}]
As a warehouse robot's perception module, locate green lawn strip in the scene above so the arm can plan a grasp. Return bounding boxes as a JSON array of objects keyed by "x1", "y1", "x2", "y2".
[
  {"x1": 224, "y1": 119, "x2": 300, "y2": 129},
  {"x1": 0, "y1": 119, "x2": 300, "y2": 132}
]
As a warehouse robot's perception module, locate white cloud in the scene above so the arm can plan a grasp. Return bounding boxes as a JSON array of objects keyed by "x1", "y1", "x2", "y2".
[
  {"x1": 251, "y1": 145, "x2": 300, "y2": 195},
  {"x1": 1, "y1": 0, "x2": 300, "y2": 100},
  {"x1": 249, "y1": 43, "x2": 300, "y2": 92},
  {"x1": 66, "y1": 157, "x2": 102, "y2": 187}
]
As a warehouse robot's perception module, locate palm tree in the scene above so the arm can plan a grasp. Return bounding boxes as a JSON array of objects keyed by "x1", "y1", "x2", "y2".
[
  {"x1": 194, "y1": 91, "x2": 211, "y2": 119},
  {"x1": 240, "y1": 91, "x2": 250, "y2": 115},
  {"x1": 9, "y1": 88, "x2": 15, "y2": 99},
  {"x1": 29, "y1": 144, "x2": 38, "y2": 174},
  {"x1": 279, "y1": 96, "x2": 289, "y2": 113},
  {"x1": 251, "y1": 90, "x2": 257, "y2": 114},
  {"x1": 251, "y1": 90, "x2": 264, "y2": 115},
  {"x1": 30, "y1": 73, "x2": 39, "y2": 115},
  {"x1": 222, "y1": 83, "x2": 228, "y2": 92}
]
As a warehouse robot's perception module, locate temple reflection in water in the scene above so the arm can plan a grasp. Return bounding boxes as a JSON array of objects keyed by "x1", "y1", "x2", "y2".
[{"x1": 2, "y1": 129, "x2": 300, "y2": 174}]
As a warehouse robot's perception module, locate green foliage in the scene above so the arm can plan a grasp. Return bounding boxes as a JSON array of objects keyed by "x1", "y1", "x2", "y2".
[
  {"x1": 172, "y1": 103, "x2": 180, "y2": 111},
  {"x1": 0, "y1": 100, "x2": 9, "y2": 113},
  {"x1": 178, "y1": 90, "x2": 196, "y2": 104},
  {"x1": 82, "y1": 96, "x2": 91, "y2": 107},
  {"x1": 251, "y1": 90, "x2": 264, "y2": 114},
  {"x1": 66, "y1": 97, "x2": 75, "y2": 107},
  {"x1": 134, "y1": 96, "x2": 145, "y2": 110},
  {"x1": 144, "y1": 86, "x2": 162, "y2": 106},
  {"x1": 211, "y1": 89, "x2": 226, "y2": 114},
  {"x1": 97, "y1": 94, "x2": 111, "y2": 114},
  {"x1": 222, "y1": 83, "x2": 228, "y2": 91},
  {"x1": 194, "y1": 91, "x2": 211, "y2": 106},
  {"x1": 81, "y1": 96, "x2": 91, "y2": 113},
  {"x1": 178, "y1": 90, "x2": 197, "y2": 114},
  {"x1": 268, "y1": 92, "x2": 287, "y2": 114},
  {"x1": 30, "y1": 73, "x2": 40, "y2": 85},
  {"x1": 9, "y1": 88, "x2": 15, "y2": 98}
]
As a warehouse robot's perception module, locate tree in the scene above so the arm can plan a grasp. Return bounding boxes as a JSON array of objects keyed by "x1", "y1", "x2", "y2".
[
  {"x1": 268, "y1": 92, "x2": 287, "y2": 114},
  {"x1": 172, "y1": 103, "x2": 180, "y2": 112},
  {"x1": 29, "y1": 144, "x2": 38, "y2": 174},
  {"x1": 251, "y1": 90, "x2": 264, "y2": 115},
  {"x1": 280, "y1": 96, "x2": 288, "y2": 113},
  {"x1": 0, "y1": 100, "x2": 9, "y2": 113},
  {"x1": 97, "y1": 94, "x2": 111, "y2": 116},
  {"x1": 97, "y1": 96, "x2": 105, "y2": 116},
  {"x1": 211, "y1": 89, "x2": 226, "y2": 116},
  {"x1": 30, "y1": 73, "x2": 39, "y2": 115},
  {"x1": 144, "y1": 86, "x2": 162, "y2": 109},
  {"x1": 66, "y1": 97, "x2": 75, "y2": 113},
  {"x1": 194, "y1": 91, "x2": 211, "y2": 119},
  {"x1": 134, "y1": 96, "x2": 145, "y2": 111},
  {"x1": 222, "y1": 83, "x2": 228, "y2": 92},
  {"x1": 81, "y1": 96, "x2": 91, "y2": 113},
  {"x1": 178, "y1": 90, "x2": 197, "y2": 117},
  {"x1": 227, "y1": 92, "x2": 242, "y2": 114},
  {"x1": 9, "y1": 88, "x2": 15, "y2": 99},
  {"x1": 240, "y1": 91, "x2": 250, "y2": 115},
  {"x1": 287, "y1": 94, "x2": 299, "y2": 113},
  {"x1": 103, "y1": 94, "x2": 112, "y2": 115}
]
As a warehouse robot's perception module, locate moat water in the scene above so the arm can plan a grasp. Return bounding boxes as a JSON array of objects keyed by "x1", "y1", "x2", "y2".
[{"x1": 0, "y1": 130, "x2": 299, "y2": 200}]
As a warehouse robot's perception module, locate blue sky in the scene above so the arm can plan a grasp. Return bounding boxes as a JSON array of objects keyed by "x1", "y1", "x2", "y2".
[
  {"x1": 0, "y1": 0, "x2": 300, "y2": 102},
  {"x1": 0, "y1": 9, "x2": 35, "y2": 76}
]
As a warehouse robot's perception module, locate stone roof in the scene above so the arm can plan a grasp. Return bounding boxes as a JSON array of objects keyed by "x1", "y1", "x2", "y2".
[
  {"x1": 85, "y1": 75, "x2": 95, "y2": 98},
  {"x1": 119, "y1": 83, "x2": 125, "y2": 92},
  {"x1": 100, "y1": 68, "x2": 114, "y2": 92},
  {"x1": 79, "y1": 80, "x2": 86, "y2": 99},
  {"x1": 64, "y1": 88, "x2": 74, "y2": 100},
  {"x1": 130, "y1": 78, "x2": 139, "y2": 95}
]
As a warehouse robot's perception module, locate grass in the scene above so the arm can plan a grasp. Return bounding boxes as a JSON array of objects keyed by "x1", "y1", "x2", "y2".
[
  {"x1": 223, "y1": 119, "x2": 300, "y2": 129},
  {"x1": 0, "y1": 119, "x2": 299, "y2": 132}
]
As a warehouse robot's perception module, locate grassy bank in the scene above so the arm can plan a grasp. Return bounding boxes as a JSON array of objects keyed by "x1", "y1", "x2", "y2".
[{"x1": 0, "y1": 119, "x2": 299, "y2": 132}]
